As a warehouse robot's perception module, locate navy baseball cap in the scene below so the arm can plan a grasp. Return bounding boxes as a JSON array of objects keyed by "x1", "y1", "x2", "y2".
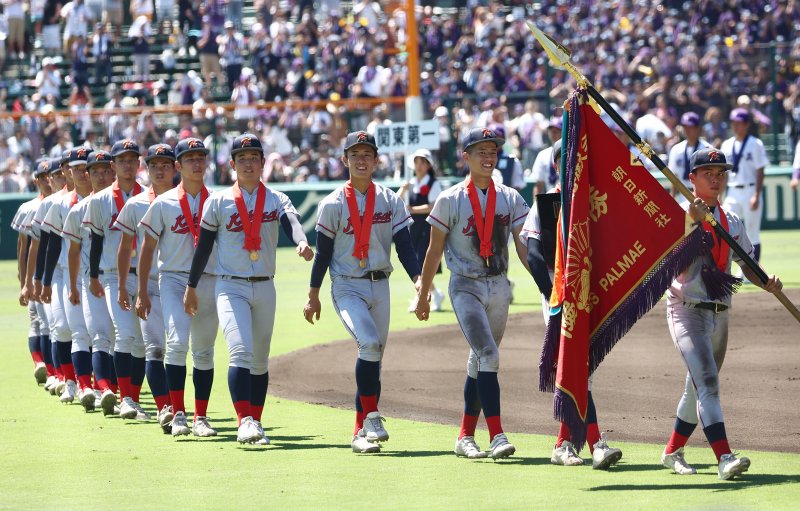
[
  {"x1": 49, "y1": 157, "x2": 64, "y2": 174},
  {"x1": 462, "y1": 127, "x2": 505, "y2": 152},
  {"x1": 61, "y1": 149, "x2": 71, "y2": 166},
  {"x1": 343, "y1": 131, "x2": 379, "y2": 153},
  {"x1": 175, "y1": 138, "x2": 209, "y2": 160},
  {"x1": 33, "y1": 159, "x2": 50, "y2": 177},
  {"x1": 680, "y1": 111, "x2": 701, "y2": 127},
  {"x1": 111, "y1": 139, "x2": 141, "y2": 158},
  {"x1": 87, "y1": 150, "x2": 114, "y2": 168},
  {"x1": 230, "y1": 133, "x2": 264, "y2": 156},
  {"x1": 69, "y1": 147, "x2": 90, "y2": 166},
  {"x1": 729, "y1": 108, "x2": 750, "y2": 123},
  {"x1": 690, "y1": 147, "x2": 733, "y2": 171},
  {"x1": 145, "y1": 143, "x2": 176, "y2": 163}
]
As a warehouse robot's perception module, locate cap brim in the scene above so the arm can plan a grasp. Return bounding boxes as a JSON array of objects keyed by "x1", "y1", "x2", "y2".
[
  {"x1": 145, "y1": 155, "x2": 176, "y2": 163},
  {"x1": 177, "y1": 148, "x2": 210, "y2": 158},
  {"x1": 230, "y1": 147, "x2": 262, "y2": 156},
  {"x1": 463, "y1": 137, "x2": 505, "y2": 151},
  {"x1": 113, "y1": 149, "x2": 141, "y2": 157},
  {"x1": 343, "y1": 142, "x2": 379, "y2": 153},
  {"x1": 87, "y1": 160, "x2": 113, "y2": 168},
  {"x1": 693, "y1": 162, "x2": 733, "y2": 170},
  {"x1": 68, "y1": 160, "x2": 88, "y2": 167}
]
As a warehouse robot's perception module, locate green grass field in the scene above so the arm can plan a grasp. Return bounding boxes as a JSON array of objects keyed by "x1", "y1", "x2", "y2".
[{"x1": 1, "y1": 230, "x2": 799, "y2": 510}]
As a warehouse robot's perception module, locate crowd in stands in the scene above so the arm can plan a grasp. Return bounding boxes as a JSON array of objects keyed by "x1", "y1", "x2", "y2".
[{"x1": 1, "y1": 0, "x2": 800, "y2": 193}]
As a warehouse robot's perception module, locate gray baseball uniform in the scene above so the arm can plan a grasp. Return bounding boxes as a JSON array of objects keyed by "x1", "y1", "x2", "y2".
[
  {"x1": 31, "y1": 190, "x2": 66, "y2": 341},
  {"x1": 12, "y1": 198, "x2": 43, "y2": 341}
]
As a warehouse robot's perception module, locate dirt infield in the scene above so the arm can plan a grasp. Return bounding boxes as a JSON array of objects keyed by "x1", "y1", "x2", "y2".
[{"x1": 271, "y1": 289, "x2": 800, "y2": 453}]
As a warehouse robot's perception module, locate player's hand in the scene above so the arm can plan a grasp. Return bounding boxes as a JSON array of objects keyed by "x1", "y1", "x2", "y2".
[
  {"x1": 33, "y1": 280, "x2": 43, "y2": 302},
  {"x1": 296, "y1": 241, "x2": 314, "y2": 261},
  {"x1": 117, "y1": 287, "x2": 131, "y2": 311},
  {"x1": 303, "y1": 296, "x2": 321, "y2": 324},
  {"x1": 135, "y1": 293, "x2": 151, "y2": 320},
  {"x1": 69, "y1": 287, "x2": 80, "y2": 306},
  {"x1": 89, "y1": 277, "x2": 104, "y2": 298},
  {"x1": 749, "y1": 194, "x2": 759, "y2": 211},
  {"x1": 40, "y1": 285, "x2": 52, "y2": 304},
  {"x1": 415, "y1": 294, "x2": 431, "y2": 321},
  {"x1": 19, "y1": 286, "x2": 29, "y2": 306},
  {"x1": 688, "y1": 198, "x2": 710, "y2": 222},
  {"x1": 763, "y1": 274, "x2": 783, "y2": 294},
  {"x1": 791, "y1": 178, "x2": 799, "y2": 190},
  {"x1": 184, "y1": 286, "x2": 198, "y2": 316}
]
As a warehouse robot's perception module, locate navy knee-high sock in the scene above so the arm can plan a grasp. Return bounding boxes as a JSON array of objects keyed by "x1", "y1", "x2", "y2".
[
  {"x1": 165, "y1": 364, "x2": 187, "y2": 412},
  {"x1": 459, "y1": 376, "x2": 482, "y2": 439},
  {"x1": 193, "y1": 368, "x2": 214, "y2": 417},
  {"x1": 114, "y1": 351, "x2": 133, "y2": 398},
  {"x1": 477, "y1": 371, "x2": 503, "y2": 439},
  {"x1": 249, "y1": 371, "x2": 268, "y2": 422},
  {"x1": 145, "y1": 360, "x2": 169, "y2": 409},
  {"x1": 72, "y1": 350, "x2": 93, "y2": 389},
  {"x1": 29, "y1": 336, "x2": 43, "y2": 363},
  {"x1": 355, "y1": 359, "x2": 380, "y2": 414},
  {"x1": 40, "y1": 335, "x2": 53, "y2": 367},
  {"x1": 228, "y1": 366, "x2": 251, "y2": 423}
]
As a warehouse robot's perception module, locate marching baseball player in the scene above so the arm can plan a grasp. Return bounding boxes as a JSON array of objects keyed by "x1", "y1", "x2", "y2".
[
  {"x1": 26, "y1": 158, "x2": 72, "y2": 397},
  {"x1": 185, "y1": 133, "x2": 313, "y2": 444},
  {"x1": 303, "y1": 131, "x2": 421, "y2": 455},
  {"x1": 397, "y1": 148, "x2": 445, "y2": 312},
  {"x1": 721, "y1": 108, "x2": 768, "y2": 263},
  {"x1": 661, "y1": 147, "x2": 782, "y2": 480},
  {"x1": 84, "y1": 139, "x2": 150, "y2": 421},
  {"x1": 415, "y1": 127, "x2": 529, "y2": 459},
  {"x1": 12, "y1": 162, "x2": 52, "y2": 385},
  {"x1": 668, "y1": 112, "x2": 710, "y2": 196},
  {"x1": 138, "y1": 140, "x2": 220, "y2": 438},
  {"x1": 62, "y1": 151, "x2": 118, "y2": 414},
  {"x1": 114, "y1": 143, "x2": 178, "y2": 431},
  {"x1": 520, "y1": 140, "x2": 623, "y2": 469},
  {"x1": 40, "y1": 148, "x2": 96, "y2": 409}
]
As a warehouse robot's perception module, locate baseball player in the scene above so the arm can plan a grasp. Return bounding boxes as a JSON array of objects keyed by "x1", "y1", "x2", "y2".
[
  {"x1": 62, "y1": 151, "x2": 118, "y2": 414},
  {"x1": 520, "y1": 140, "x2": 623, "y2": 469},
  {"x1": 84, "y1": 139, "x2": 150, "y2": 421},
  {"x1": 397, "y1": 148, "x2": 445, "y2": 312},
  {"x1": 304, "y1": 131, "x2": 421, "y2": 455},
  {"x1": 661, "y1": 147, "x2": 782, "y2": 480},
  {"x1": 490, "y1": 125, "x2": 526, "y2": 192},
  {"x1": 113, "y1": 143, "x2": 178, "y2": 431},
  {"x1": 185, "y1": 133, "x2": 313, "y2": 444},
  {"x1": 721, "y1": 108, "x2": 769, "y2": 263},
  {"x1": 415, "y1": 127, "x2": 529, "y2": 460},
  {"x1": 530, "y1": 117, "x2": 562, "y2": 196},
  {"x1": 12, "y1": 162, "x2": 52, "y2": 385},
  {"x1": 40, "y1": 148, "x2": 96, "y2": 409},
  {"x1": 668, "y1": 112, "x2": 710, "y2": 196},
  {"x1": 138, "y1": 140, "x2": 220, "y2": 438},
  {"x1": 26, "y1": 158, "x2": 72, "y2": 397}
]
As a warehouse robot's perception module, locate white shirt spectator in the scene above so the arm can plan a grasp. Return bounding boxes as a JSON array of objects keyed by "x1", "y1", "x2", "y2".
[
  {"x1": 63, "y1": 1, "x2": 92, "y2": 39},
  {"x1": 355, "y1": 63, "x2": 390, "y2": 97},
  {"x1": 35, "y1": 65, "x2": 62, "y2": 98}
]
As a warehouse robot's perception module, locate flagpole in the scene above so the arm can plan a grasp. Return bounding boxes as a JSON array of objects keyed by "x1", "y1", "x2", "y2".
[{"x1": 528, "y1": 22, "x2": 800, "y2": 323}]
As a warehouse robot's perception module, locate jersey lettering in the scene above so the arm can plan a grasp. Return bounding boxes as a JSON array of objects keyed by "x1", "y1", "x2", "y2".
[
  {"x1": 225, "y1": 210, "x2": 279, "y2": 232},
  {"x1": 462, "y1": 213, "x2": 511, "y2": 236},
  {"x1": 342, "y1": 211, "x2": 392, "y2": 235},
  {"x1": 170, "y1": 213, "x2": 200, "y2": 235}
]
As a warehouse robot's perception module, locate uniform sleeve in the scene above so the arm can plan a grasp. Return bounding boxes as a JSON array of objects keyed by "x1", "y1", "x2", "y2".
[
  {"x1": 83, "y1": 197, "x2": 105, "y2": 236},
  {"x1": 390, "y1": 192, "x2": 413, "y2": 235},
  {"x1": 276, "y1": 191, "x2": 298, "y2": 218},
  {"x1": 62, "y1": 208, "x2": 83, "y2": 243},
  {"x1": 30, "y1": 202, "x2": 48, "y2": 239},
  {"x1": 42, "y1": 202, "x2": 63, "y2": 234},
  {"x1": 667, "y1": 144, "x2": 680, "y2": 173},
  {"x1": 531, "y1": 149, "x2": 548, "y2": 182},
  {"x1": 314, "y1": 200, "x2": 338, "y2": 239},
  {"x1": 139, "y1": 200, "x2": 163, "y2": 239},
  {"x1": 427, "y1": 180, "x2": 443, "y2": 204},
  {"x1": 519, "y1": 207, "x2": 541, "y2": 242},
  {"x1": 730, "y1": 215, "x2": 755, "y2": 264},
  {"x1": 510, "y1": 190, "x2": 530, "y2": 228},
  {"x1": 200, "y1": 195, "x2": 220, "y2": 232},
  {"x1": 113, "y1": 201, "x2": 136, "y2": 236},
  {"x1": 754, "y1": 140, "x2": 769, "y2": 169},
  {"x1": 427, "y1": 193, "x2": 450, "y2": 233}
]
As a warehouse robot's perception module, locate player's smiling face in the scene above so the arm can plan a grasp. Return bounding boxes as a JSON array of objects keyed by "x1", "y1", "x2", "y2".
[
  {"x1": 147, "y1": 157, "x2": 177, "y2": 188},
  {"x1": 342, "y1": 145, "x2": 378, "y2": 182},
  {"x1": 463, "y1": 141, "x2": 499, "y2": 181}
]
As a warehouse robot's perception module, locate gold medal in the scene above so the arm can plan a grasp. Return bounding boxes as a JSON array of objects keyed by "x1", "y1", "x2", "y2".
[
  {"x1": 250, "y1": 251, "x2": 259, "y2": 261},
  {"x1": 359, "y1": 259, "x2": 366, "y2": 268},
  {"x1": 131, "y1": 249, "x2": 137, "y2": 258}
]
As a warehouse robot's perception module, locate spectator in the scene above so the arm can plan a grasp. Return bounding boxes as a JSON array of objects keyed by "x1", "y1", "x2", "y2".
[
  {"x1": 70, "y1": 34, "x2": 89, "y2": 87},
  {"x1": 130, "y1": 0, "x2": 153, "y2": 22},
  {"x1": 354, "y1": 51, "x2": 389, "y2": 98},
  {"x1": 129, "y1": 16, "x2": 153, "y2": 81},
  {"x1": 35, "y1": 57, "x2": 62, "y2": 99},
  {"x1": 102, "y1": 84, "x2": 126, "y2": 144},
  {"x1": 0, "y1": 159, "x2": 24, "y2": 192},
  {"x1": 218, "y1": 20, "x2": 244, "y2": 92},
  {"x1": 92, "y1": 22, "x2": 111, "y2": 85},
  {"x1": 42, "y1": 0, "x2": 61, "y2": 56},
  {"x1": 68, "y1": 84, "x2": 93, "y2": 138},
  {"x1": 197, "y1": 15, "x2": 221, "y2": 86},
  {"x1": 226, "y1": 0, "x2": 243, "y2": 31},
  {"x1": 155, "y1": 0, "x2": 176, "y2": 35},
  {"x1": 62, "y1": 0, "x2": 92, "y2": 60},
  {"x1": 230, "y1": 74, "x2": 259, "y2": 124},
  {"x1": 105, "y1": 0, "x2": 124, "y2": 38},
  {"x1": 3, "y1": 0, "x2": 24, "y2": 59}
]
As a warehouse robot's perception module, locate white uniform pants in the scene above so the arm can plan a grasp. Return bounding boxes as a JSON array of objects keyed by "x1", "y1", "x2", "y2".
[
  {"x1": 331, "y1": 277, "x2": 390, "y2": 363},
  {"x1": 216, "y1": 277, "x2": 275, "y2": 375},
  {"x1": 160, "y1": 272, "x2": 217, "y2": 370},
  {"x1": 103, "y1": 272, "x2": 145, "y2": 357},
  {"x1": 723, "y1": 186, "x2": 762, "y2": 245},
  {"x1": 61, "y1": 269, "x2": 91, "y2": 353},
  {"x1": 81, "y1": 274, "x2": 115, "y2": 353}
]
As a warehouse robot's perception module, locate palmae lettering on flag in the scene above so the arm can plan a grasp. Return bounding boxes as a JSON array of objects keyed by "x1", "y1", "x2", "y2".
[{"x1": 541, "y1": 91, "x2": 705, "y2": 450}]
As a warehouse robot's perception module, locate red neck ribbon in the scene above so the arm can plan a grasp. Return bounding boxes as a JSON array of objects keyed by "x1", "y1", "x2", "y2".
[
  {"x1": 701, "y1": 204, "x2": 730, "y2": 272},
  {"x1": 177, "y1": 182, "x2": 209, "y2": 247},
  {"x1": 232, "y1": 181, "x2": 266, "y2": 252},
  {"x1": 466, "y1": 180, "x2": 496, "y2": 262},
  {"x1": 343, "y1": 181, "x2": 375, "y2": 263},
  {"x1": 112, "y1": 180, "x2": 143, "y2": 251}
]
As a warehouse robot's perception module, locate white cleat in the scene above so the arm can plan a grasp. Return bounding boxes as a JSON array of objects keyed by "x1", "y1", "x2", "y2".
[
  {"x1": 718, "y1": 453, "x2": 750, "y2": 480},
  {"x1": 352, "y1": 429, "x2": 380, "y2": 454},
  {"x1": 236, "y1": 416, "x2": 263, "y2": 444},
  {"x1": 59, "y1": 380, "x2": 77, "y2": 403},
  {"x1": 94, "y1": 389, "x2": 102, "y2": 409},
  {"x1": 119, "y1": 397, "x2": 138, "y2": 419},
  {"x1": 100, "y1": 389, "x2": 117, "y2": 416},
  {"x1": 157, "y1": 405, "x2": 174, "y2": 434},
  {"x1": 551, "y1": 441, "x2": 584, "y2": 466},
  {"x1": 34, "y1": 363, "x2": 47, "y2": 384},
  {"x1": 192, "y1": 416, "x2": 218, "y2": 437},
  {"x1": 431, "y1": 288, "x2": 445, "y2": 312},
  {"x1": 662, "y1": 447, "x2": 697, "y2": 475},
  {"x1": 79, "y1": 387, "x2": 96, "y2": 412},
  {"x1": 592, "y1": 433, "x2": 623, "y2": 470},
  {"x1": 249, "y1": 420, "x2": 268, "y2": 444},
  {"x1": 171, "y1": 411, "x2": 191, "y2": 436},
  {"x1": 363, "y1": 411, "x2": 389, "y2": 442},
  {"x1": 44, "y1": 375, "x2": 57, "y2": 392},
  {"x1": 489, "y1": 433, "x2": 516, "y2": 459},
  {"x1": 454, "y1": 435, "x2": 488, "y2": 459},
  {"x1": 131, "y1": 401, "x2": 150, "y2": 421},
  {"x1": 53, "y1": 379, "x2": 66, "y2": 396}
]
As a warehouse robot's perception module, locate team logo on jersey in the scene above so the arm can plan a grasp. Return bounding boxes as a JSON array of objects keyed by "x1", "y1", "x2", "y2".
[
  {"x1": 357, "y1": 132, "x2": 368, "y2": 142},
  {"x1": 170, "y1": 213, "x2": 199, "y2": 235},
  {"x1": 225, "y1": 210, "x2": 279, "y2": 231},
  {"x1": 342, "y1": 211, "x2": 392, "y2": 235},
  {"x1": 461, "y1": 213, "x2": 510, "y2": 237}
]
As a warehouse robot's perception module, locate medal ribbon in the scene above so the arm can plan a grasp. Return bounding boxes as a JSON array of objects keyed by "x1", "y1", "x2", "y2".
[
  {"x1": 343, "y1": 181, "x2": 375, "y2": 262},
  {"x1": 69, "y1": 191, "x2": 79, "y2": 207},
  {"x1": 701, "y1": 205, "x2": 731, "y2": 272},
  {"x1": 177, "y1": 182, "x2": 209, "y2": 247},
  {"x1": 112, "y1": 180, "x2": 143, "y2": 252},
  {"x1": 232, "y1": 181, "x2": 266, "y2": 252},
  {"x1": 466, "y1": 180, "x2": 496, "y2": 261},
  {"x1": 731, "y1": 135, "x2": 749, "y2": 177}
]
